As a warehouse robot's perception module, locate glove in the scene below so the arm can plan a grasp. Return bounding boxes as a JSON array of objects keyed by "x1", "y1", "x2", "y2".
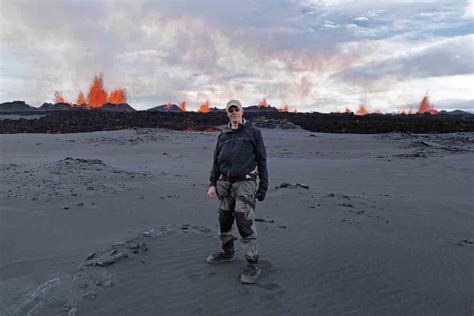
[{"x1": 255, "y1": 188, "x2": 266, "y2": 201}]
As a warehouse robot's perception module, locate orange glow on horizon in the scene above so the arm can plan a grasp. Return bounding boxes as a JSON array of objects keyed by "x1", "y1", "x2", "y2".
[
  {"x1": 53, "y1": 91, "x2": 66, "y2": 103},
  {"x1": 278, "y1": 104, "x2": 289, "y2": 112},
  {"x1": 259, "y1": 99, "x2": 269, "y2": 108}
]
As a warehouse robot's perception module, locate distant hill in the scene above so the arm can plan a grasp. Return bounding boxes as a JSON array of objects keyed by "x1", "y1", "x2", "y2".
[
  {"x1": 0, "y1": 101, "x2": 38, "y2": 112},
  {"x1": 438, "y1": 110, "x2": 473, "y2": 116},
  {"x1": 98, "y1": 103, "x2": 136, "y2": 112},
  {"x1": 39, "y1": 102, "x2": 72, "y2": 111},
  {"x1": 244, "y1": 105, "x2": 279, "y2": 113},
  {"x1": 209, "y1": 107, "x2": 225, "y2": 113},
  {"x1": 147, "y1": 104, "x2": 182, "y2": 112}
]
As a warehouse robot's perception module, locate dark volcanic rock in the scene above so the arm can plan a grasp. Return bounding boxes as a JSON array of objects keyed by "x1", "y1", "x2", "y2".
[
  {"x1": 244, "y1": 105, "x2": 279, "y2": 113},
  {"x1": 287, "y1": 112, "x2": 474, "y2": 134},
  {"x1": 209, "y1": 107, "x2": 225, "y2": 113},
  {"x1": 0, "y1": 101, "x2": 38, "y2": 112},
  {"x1": 98, "y1": 103, "x2": 136, "y2": 112},
  {"x1": 250, "y1": 116, "x2": 298, "y2": 129},
  {"x1": 147, "y1": 104, "x2": 182, "y2": 112},
  {"x1": 0, "y1": 111, "x2": 473, "y2": 134},
  {"x1": 438, "y1": 110, "x2": 472, "y2": 116},
  {"x1": 40, "y1": 102, "x2": 72, "y2": 111}
]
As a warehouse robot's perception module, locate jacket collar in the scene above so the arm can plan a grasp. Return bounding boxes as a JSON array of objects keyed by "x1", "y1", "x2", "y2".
[{"x1": 225, "y1": 118, "x2": 247, "y2": 131}]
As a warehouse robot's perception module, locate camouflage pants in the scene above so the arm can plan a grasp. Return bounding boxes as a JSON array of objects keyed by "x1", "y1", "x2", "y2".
[{"x1": 216, "y1": 179, "x2": 258, "y2": 263}]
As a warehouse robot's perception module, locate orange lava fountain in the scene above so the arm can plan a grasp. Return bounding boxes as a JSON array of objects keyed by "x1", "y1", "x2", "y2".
[
  {"x1": 76, "y1": 92, "x2": 86, "y2": 106},
  {"x1": 259, "y1": 99, "x2": 269, "y2": 108},
  {"x1": 198, "y1": 101, "x2": 210, "y2": 113},
  {"x1": 87, "y1": 74, "x2": 108, "y2": 108},
  {"x1": 53, "y1": 73, "x2": 127, "y2": 108},
  {"x1": 278, "y1": 104, "x2": 289, "y2": 112},
  {"x1": 356, "y1": 105, "x2": 368, "y2": 116},
  {"x1": 418, "y1": 95, "x2": 438, "y2": 115},
  {"x1": 108, "y1": 88, "x2": 127, "y2": 104},
  {"x1": 53, "y1": 91, "x2": 66, "y2": 103}
]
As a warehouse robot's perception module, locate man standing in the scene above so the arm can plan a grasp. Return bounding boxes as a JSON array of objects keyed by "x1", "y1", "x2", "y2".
[{"x1": 207, "y1": 99, "x2": 268, "y2": 284}]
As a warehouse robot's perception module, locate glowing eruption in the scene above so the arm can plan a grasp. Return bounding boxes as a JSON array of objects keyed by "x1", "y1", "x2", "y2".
[
  {"x1": 54, "y1": 73, "x2": 127, "y2": 108},
  {"x1": 418, "y1": 94, "x2": 438, "y2": 115},
  {"x1": 356, "y1": 105, "x2": 368, "y2": 116},
  {"x1": 164, "y1": 103, "x2": 172, "y2": 110},
  {"x1": 278, "y1": 104, "x2": 289, "y2": 112},
  {"x1": 259, "y1": 99, "x2": 269, "y2": 108},
  {"x1": 108, "y1": 88, "x2": 127, "y2": 104},
  {"x1": 179, "y1": 101, "x2": 186, "y2": 112},
  {"x1": 198, "y1": 101, "x2": 210, "y2": 113},
  {"x1": 86, "y1": 74, "x2": 108, "y2": 108},
  {"x1": 76, "y1": 92, "x2": 86, "y2": 106},
  {"x1": 54, "y1": 91, "x2": 65, "y2": 103}
]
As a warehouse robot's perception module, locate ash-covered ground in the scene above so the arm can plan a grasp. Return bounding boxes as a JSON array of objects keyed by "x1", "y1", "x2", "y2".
[{"x1": 0, "y1": 127, "x2": 472, "y2": 315}]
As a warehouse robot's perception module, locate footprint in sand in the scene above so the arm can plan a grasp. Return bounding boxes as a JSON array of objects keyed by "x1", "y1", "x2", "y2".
[
  {"x1": 259, "y1": 282, "x2": 283, "y2": 292},
  {"x1": 254, "y1": 261, "x2": 285, "y2": 294},
  {"x1": 257, "y1": 282, "x2": 285, "y2": 301}
]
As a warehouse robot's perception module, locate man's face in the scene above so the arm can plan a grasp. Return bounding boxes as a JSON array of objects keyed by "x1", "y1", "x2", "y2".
[{"x1": 227, "y1": 106, "x2": 243, "y2": 123}]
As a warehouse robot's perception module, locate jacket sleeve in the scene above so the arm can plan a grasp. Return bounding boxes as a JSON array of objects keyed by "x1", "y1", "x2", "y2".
[
  {"x1": 209, "y1": 133, "x2": 222, "y2": 187},
  {"x1": 255, "y1": 128, "x2": 268, "y2": 193}
]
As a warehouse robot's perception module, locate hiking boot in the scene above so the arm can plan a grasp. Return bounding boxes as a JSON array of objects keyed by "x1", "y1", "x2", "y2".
[
  {"x1": 240, "y1": 264, "x2": 261, "y2": 284},
  {"x1": 206, "y1": 252, "x2": 236, "y2": 264}
]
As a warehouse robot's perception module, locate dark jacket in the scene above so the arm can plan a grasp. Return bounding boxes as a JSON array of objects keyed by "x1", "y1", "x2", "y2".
[{"x1": 209, "y1": 120, "x2": 268, "y2": 194}]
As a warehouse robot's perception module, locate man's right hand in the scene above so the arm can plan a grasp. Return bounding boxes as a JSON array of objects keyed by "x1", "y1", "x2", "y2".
[
  {"x1": 207, "y1": 186, "x2": 217, "y2": 198},
  {"x1": 255, "y1": 188, "x2": 266, "y2": 201}
]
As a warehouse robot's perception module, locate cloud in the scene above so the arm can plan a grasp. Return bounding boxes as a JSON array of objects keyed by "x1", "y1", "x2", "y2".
[
  {"x1": 464, "y1": 0, "x2": 474, "y2": 18},
  {"x1": 333, "y1": 35, "x2": 474, "y2": 85},
  {"x1": 320, "y1": 20, "x2": 340, "y2": 29},
  {"x1": 0, "y1": 0, "x2": 473, "y2": 112}
]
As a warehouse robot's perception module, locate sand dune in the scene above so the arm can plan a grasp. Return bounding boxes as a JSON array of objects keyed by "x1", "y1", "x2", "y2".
[{"x1": 0, "y1": 128, "x2": 472, "y2": 315}]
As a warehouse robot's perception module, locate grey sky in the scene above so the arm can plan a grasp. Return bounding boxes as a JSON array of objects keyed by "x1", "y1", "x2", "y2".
[{"x1": 1, "y1": 0, "x2": 473, "y2": 112}]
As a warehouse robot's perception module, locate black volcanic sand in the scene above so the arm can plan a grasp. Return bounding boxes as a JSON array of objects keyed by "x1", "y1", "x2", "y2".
[
  {"x1": 0, "y1": 128, "x2": 473, "y2": 315},
  {"x1": 1, "y1": 110, "x2": 474, "y2": 134}
]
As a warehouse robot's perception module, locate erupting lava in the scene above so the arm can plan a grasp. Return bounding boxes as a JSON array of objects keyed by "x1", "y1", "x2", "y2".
[
  {"x1": 76, "y1": 92, "x2": 86, "y2": 106},
  {"x1": 108, "y1": 88, "x2": 127, "y2": 105},
  {"x1": 53, "y1": 91, "x2": 66, "y2": 103},
  {"x1": 198, "y1": 101, "x2": 210, "y2": 113},
  {"x1": 53, "y1": 73, "x2": 127, "y2": 108},
  {"x1": 356, "y1": 105, "x2": 368, "y2": 116},
  {"x1": 179, "y1": 101, "x2": 187, "y2": 112},
  {"x1": 259, "y1": 99, "x2": 269, "y2": 108},
  {"x1": 87, "y1": 74, "x2": 108, "y2": 108},
  {"x1": 278, "y1": 104, "x2": 289, "y2": 112},
  {"x1": 418, "y1": 94, "x2": 438, "y2": 115}
]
